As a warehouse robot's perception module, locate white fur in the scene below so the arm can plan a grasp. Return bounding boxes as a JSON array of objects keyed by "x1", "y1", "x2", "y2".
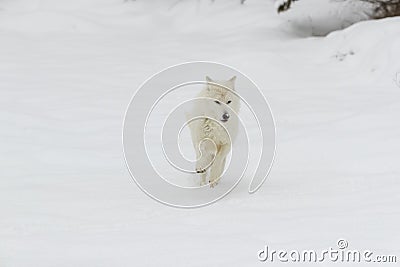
[{"x1": 188, "y1": 76, "x2": 240, "y2": 187}]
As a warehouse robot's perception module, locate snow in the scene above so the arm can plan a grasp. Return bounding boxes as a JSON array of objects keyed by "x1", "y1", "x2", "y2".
[{"x1": 1, "y1": 0, "x2": 399, "y2": 266}]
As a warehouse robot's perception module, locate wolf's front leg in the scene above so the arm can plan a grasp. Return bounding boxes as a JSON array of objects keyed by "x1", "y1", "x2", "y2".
[
  {"x1": 209, "y1": 145, "x2": 230, "y2": 188},
  {"x1": 195, "y1": 140, "x2": 215, "y2": 186},
  {"x1": 197, "y1": 156, "x2": 212, "y2": 186},
  {"x1": 200, "y1": 172, "x2": 207, "y2": 186},
  {"x1": 196, "y1": 152, "x2": 214, "y2": 172},
  {"x1": 195, "y1": 140, "x2": 214, "y2": 172},
  {"x1": 209, "y1": 158, "x2": 227, "y2": 188},
  {"x1": 196, "y1": 154, "x2": 212, "y2": 186}
]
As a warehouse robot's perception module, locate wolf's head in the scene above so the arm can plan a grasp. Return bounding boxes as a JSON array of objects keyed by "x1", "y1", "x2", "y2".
[{"x1": 203, "y1": 76, "x2": 240, "y2": 123}]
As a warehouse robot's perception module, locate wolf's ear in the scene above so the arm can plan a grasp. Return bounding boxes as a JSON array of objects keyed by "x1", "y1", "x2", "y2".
[
  {"x1": 228, "y1": 76, "x2": 236, "y2": 91},
  {"x1": 206, "y1": 76, "x2": 214, "y2": 90}
]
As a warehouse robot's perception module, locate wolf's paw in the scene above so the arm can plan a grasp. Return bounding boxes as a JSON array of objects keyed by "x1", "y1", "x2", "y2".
[
  {"x1": 275, "y1": 0, "x2": 292, "y2": 13},
  {"x1": 196, "y1": 168, "x2": 206, "y2": 174},
  {"x1": 209, "y1": 180, "x2": 219, "y2": 188}
]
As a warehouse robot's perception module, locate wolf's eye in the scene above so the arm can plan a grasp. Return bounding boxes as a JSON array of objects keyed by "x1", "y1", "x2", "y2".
[
  {"x1": 214, "y1": 100, "x2": 221, "y2": 105},
  {"x1": 226, "y1": 100, "x2": 232, "y2": 104}
]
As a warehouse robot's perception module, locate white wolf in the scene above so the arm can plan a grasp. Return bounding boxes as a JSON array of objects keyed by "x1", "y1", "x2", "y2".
[{"x1": 188, "y1": 76, "x2": 240, "y2": 187}]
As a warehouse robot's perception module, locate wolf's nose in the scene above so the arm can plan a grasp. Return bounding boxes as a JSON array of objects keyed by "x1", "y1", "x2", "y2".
[{"x1": 222, "y1": 113, "x2": 230, "y2": 121}]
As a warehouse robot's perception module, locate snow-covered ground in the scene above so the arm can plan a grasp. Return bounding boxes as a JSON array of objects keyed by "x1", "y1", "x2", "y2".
[{"x1": 1, "y1": 0, "x2": 399, "y2": 266}]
